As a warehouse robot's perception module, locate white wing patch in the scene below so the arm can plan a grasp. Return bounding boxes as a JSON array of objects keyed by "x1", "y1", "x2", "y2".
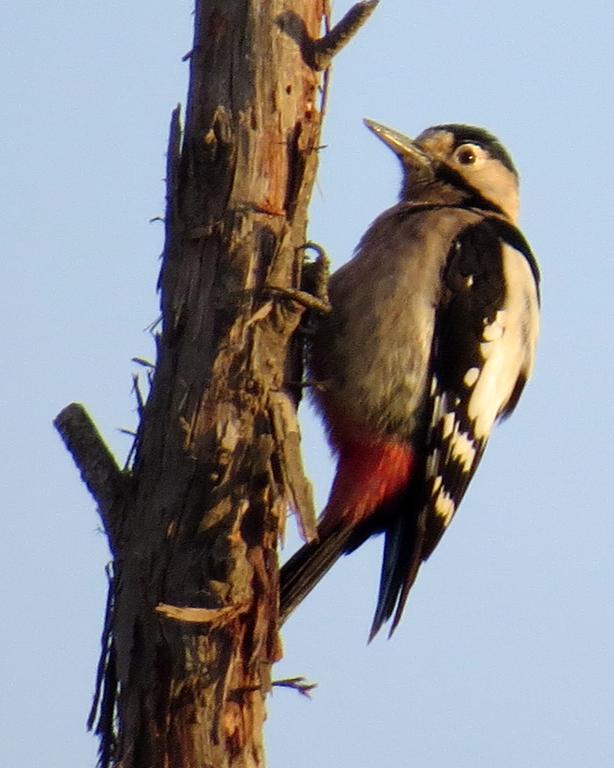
[
  {"x1": 434, "y1": 489, "x2": 456, "y2": 525},
  {"x1": 463, "y1": 367, "x2": 480, "y2": 387},
  {"x1": 482, "y1": 309, "x2": 506, "y2": 341},
  {"x1": 425, "y1": 243, "x2": 539, "y2": 529},
  {"x1": 468, "y1": 244, "x2": 539, "y2": 439},
  {"x1": 427, "y1": 386, "x2": 480, "y2": 522},
  {"x1": 440, "y1": 409, "x2": 477, "y2": 471}
]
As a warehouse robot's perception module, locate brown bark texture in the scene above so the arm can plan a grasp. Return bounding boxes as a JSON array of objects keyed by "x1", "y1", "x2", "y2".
[{"x1": 55, "y1": 2, "x2": 377, "y2": 767}]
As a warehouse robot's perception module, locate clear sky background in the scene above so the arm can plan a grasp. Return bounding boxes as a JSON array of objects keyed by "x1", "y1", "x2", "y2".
[{"x1": 3, "y1": 1, "x2": 614, "y2": 766}]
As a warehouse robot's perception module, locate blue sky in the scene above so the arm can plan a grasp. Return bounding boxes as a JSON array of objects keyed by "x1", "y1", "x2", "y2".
[{"x1": 3, "y1": 2, "x2": 614, "y2": 766}]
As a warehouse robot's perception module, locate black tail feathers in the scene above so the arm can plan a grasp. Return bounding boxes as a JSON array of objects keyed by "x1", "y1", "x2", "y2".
[
  {"x1": 280, "y1": 506, "x2": 427, "y2": 639},
  {"x1": 279, "y1": 527, "x2": 354, "y2": 625},
  {"x1": 368, "y1": 510, "x2": 426, "y2": 641}
]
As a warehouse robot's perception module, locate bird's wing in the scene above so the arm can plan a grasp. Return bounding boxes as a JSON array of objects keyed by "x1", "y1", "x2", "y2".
[
  {"x1": 371, "y1": 216, "x2": 540, "y2": 637},
  {"x1": 421, "y1": 216, "x2": 539, "y2": 559}
]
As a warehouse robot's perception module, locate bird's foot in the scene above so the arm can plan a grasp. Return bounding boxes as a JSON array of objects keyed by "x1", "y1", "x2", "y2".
[{"x1": 265, "y1": 241, "x2": 332, "y2": 315}]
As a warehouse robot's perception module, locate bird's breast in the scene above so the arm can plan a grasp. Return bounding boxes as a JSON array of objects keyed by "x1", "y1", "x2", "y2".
[{"x1": 310, "y1": 205, "x2": 486, "y2": 443}]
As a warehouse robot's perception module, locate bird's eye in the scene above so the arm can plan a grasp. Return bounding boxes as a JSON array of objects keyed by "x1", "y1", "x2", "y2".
[{"x1": 455, "y1": 145, "x2": 479, "y2": 165}]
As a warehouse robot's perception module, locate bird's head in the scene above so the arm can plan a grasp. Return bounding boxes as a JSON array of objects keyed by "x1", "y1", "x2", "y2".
[{"x1": 364, "y1": 119, "x2": 519, "y2": 222}]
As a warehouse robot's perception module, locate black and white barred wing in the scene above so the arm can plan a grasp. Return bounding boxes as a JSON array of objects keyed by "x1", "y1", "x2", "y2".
[{"x1": 422, "y1": 217, "x2": 540, "y2": 558}]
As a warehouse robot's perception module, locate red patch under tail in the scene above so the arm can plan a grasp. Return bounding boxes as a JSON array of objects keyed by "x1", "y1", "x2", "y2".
[{"x1": 318, "y1": 440, "x2": 414, "y2": 538}]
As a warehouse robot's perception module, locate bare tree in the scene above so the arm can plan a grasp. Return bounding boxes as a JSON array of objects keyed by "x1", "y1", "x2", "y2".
[{"x1": 55, "y1": 2, "x2": 377, "y2": 767}]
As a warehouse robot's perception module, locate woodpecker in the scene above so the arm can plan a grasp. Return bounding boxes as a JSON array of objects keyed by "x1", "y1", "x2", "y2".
[{"x1": 281, "y1": 120, "x2": 540, "y2": 639}]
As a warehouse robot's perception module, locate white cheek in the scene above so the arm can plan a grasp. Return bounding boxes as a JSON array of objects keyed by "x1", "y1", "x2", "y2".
[{"x1": 462, "y1": 163, "x2": 519, "y2": 221}]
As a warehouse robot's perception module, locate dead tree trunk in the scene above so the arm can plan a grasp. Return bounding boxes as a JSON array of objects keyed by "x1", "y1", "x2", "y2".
[{"x1": 54, "y1": 2, "x2": 377, "y2": 767}]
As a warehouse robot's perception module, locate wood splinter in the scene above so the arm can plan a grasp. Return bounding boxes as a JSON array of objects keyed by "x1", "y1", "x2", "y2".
[{"x1": 156, "y1": 602, "x2": 249, "y2": 626}]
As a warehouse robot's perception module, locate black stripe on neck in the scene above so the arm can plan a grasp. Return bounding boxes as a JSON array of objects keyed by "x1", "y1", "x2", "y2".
[{"x1": 434, "y1": 163, "x2": 506, "y2": 216}]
